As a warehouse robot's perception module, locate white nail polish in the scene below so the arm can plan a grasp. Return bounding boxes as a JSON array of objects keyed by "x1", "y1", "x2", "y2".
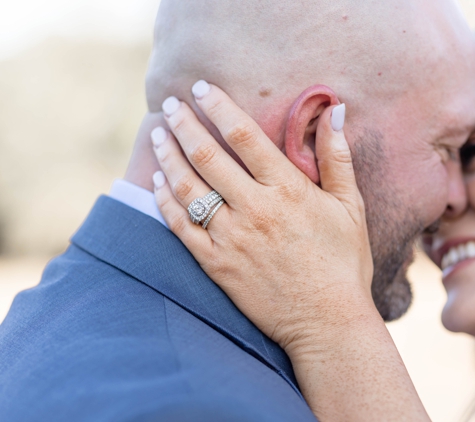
[
  {"x1": 162, "y1": 96, "x2": 181, "y2": 116},
  {"x1": 192, "y1": 80, "x2": 211, "y2": 99},
  {"x1": 331, "y1": 104, "x2": 346, "y2": 131},
  {"x1": 153, "y1": 171, "x2": 166, "y2": 189},
  {"x1": 151, "y1": 127, "x2": 167, "y2": 147}
]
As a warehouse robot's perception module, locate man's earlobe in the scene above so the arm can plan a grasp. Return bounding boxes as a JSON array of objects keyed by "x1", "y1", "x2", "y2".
[{"x1": 285, "y1": 85, "x2": 339, "y2": 184}]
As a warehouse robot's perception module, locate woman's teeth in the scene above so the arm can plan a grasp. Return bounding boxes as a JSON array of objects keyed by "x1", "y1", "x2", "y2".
[{"x1": 441, "y1": 241, "x2": 475, "y2": 270}]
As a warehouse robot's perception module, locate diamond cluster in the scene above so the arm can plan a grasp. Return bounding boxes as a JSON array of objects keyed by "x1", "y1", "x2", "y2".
[
  {"x1": 188, "y1": 198, "x2": 210, "y2": 224},
  {"x1": 188, "y1": 191, "x2": 223, "y2": 224}
]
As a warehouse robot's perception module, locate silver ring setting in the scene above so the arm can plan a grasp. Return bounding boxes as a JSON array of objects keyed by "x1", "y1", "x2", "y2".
[
  {"x1": 202, "y1": 200, "x2": 225, "y2": 230},
  {"x1": 188, "y1": 190, "x2": 224, "y2": 226}
]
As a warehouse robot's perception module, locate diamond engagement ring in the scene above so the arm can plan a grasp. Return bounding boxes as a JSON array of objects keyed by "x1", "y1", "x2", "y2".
[{"x1": 188, "y1": 191, "x2": 224, "y2": 225}]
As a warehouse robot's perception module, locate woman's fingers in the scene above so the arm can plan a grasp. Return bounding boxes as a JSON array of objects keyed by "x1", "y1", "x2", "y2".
[
  {"x1": 152, "y1": 129, "x2": 232, "y2": 244},
  {"x1": 161, "y1": 97, "x2": 252, "y2": 206},
  {"x1": 190, "y1": 81, "x2": 295, "y2": 185},
  {"x1": 152, "y1": 127, "x2": 212, "y2": 209},
  {"x1": 315, "y1": 104, "x2": 364, "y2": 221},
  {"x1": 152, "y1": 171, "x2": 212, "y2": 261}
]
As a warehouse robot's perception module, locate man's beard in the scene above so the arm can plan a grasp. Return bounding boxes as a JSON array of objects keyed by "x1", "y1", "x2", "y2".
[{"x1": 352, "y1": 130, "x2": 425, "y2": 322}]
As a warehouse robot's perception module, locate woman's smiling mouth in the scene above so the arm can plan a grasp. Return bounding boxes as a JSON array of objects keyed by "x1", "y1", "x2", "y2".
[{"x1": 440, "y1": 239, "x2": 475, "y2": 278}]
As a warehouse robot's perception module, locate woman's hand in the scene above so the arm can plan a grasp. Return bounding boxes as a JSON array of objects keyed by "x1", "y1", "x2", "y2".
[
  {"x1": 150, "y1": 81, "x2": 430, "y2": 422},
  {"x1": 152, "y1": 82, "x2": 374, "y2": 353}
]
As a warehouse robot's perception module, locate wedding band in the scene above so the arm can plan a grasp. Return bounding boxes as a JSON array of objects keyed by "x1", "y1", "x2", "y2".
[
  {"x1": 206, "y1": 196, "x2": 223, "y2": 210},
  {"x1": 202, "y1": 200, "x2": 225, "y2": 230},
  {"x1": 188, "y1": 190, "x2": 223, "y2": 224}
]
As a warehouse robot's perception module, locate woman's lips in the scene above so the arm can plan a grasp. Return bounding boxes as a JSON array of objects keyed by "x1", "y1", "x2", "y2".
[
  {"x1": 442, "y1": 257, "x2": 475, "y2": 281},
  {"x1": 437, "y1": 238, "x2": 475, "y2": 280}
]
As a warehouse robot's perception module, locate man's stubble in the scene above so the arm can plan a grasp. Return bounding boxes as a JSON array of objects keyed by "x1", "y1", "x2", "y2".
[{"x1": 351, "y1": 129, "x2": 425, "y2": 321}]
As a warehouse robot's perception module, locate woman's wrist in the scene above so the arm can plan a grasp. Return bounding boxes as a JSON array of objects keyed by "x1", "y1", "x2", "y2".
[
  {"x1": 282, "y1": 287, "x2": 380, "y2": 361},
  {"x1": 282, "y1": 299, "x2": 430, "y2": 421}
]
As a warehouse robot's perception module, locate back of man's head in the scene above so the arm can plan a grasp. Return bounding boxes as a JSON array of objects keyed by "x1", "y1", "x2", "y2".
[{"x1": 139, "y1": 0, "x2": 475, "y2": 321}]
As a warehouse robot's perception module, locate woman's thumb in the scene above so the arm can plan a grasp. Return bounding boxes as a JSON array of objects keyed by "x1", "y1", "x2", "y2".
[{"x1": 315, "y1": 104, "x2": 361, "y2": 209}]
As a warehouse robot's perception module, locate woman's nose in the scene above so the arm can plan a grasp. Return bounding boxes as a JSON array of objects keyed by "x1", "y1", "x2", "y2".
[{"x1": 443, "y1": 160, "x2": 468, "y2": 219}]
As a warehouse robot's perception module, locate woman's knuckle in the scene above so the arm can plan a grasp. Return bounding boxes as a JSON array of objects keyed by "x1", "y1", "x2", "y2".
[
  {"x1": 332, "y1": 149, "x2": 353, "y2": 165},
  {"x1": 170, "y1": 115, "x2": 187, "y2": 135},
  {"x1": 227, "y1": 122, "x2": 259, "y2": 147},
  {"x1": 246, "y1": 203, "x2": 278, "y2": 235},
  {"x1": 173, "y1": 175, "x2": 194, "y2": 201},
  {"x1": 206, "y1": 98, "x2": 225, "y2": 120},
  {"x1": 190, "y1": 143, "x2": 218, "y2": 169},
  {"x1": 155, "y1": 192, "x2": 170, "y2": 209},
  {"x1": 169, "y1": 214, "x2": 188, "y2": 235},
  {"x1": 157, "y1": 145, "x2": 172, "y2": 164},
  {"x1": 276, "y1": 182, "x2": 303, "y2": 203}
]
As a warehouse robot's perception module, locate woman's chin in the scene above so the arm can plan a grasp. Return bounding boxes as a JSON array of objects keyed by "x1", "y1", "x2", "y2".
[
  {"x1": 441, "y1": 288, "x2": 475, "y2": 337},
  {"x1": 440, "y1": 260, "x2": 475, "y2": 336}
]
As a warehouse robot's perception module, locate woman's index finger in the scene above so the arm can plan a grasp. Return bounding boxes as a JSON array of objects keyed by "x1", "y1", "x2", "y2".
[{"x1": 192, "y1": 81, "x2": 294, "y2": 185}]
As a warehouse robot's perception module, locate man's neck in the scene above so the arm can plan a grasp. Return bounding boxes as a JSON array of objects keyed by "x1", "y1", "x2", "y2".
[{"x1": 124, "y1": 112, "x2": 166, "y2": 192}]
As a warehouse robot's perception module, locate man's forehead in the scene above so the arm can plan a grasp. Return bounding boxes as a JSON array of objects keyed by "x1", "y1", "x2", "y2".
[
  {"x1": 440, "y1": 68, "x2": 475, "y2": 139},
  {"x1": 436, "y1": 100, "x2": 475, "y2": 144},
  {"x1": 415, "y1": 29, "x2": 475, "y2": 142}
]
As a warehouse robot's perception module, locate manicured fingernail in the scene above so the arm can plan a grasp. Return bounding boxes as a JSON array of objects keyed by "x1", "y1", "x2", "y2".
[
  {"x1": 192, "y1": 80, "x2": 211, "y2": 99},
  {"x1": 153, "y1": 171, "x2": 166, "y2": 189},
  {"x1": 162, "y1": 96, "x2": 180, "y2": 116},
  {"x1": 151, "y1": 127, "x2": 167, "y2": 147},
  {"x1": 331, "y1": 104, "x2": 346, "y2": 131}
]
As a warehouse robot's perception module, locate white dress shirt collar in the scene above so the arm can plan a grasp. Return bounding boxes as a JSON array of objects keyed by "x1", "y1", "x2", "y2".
[{"x1": 109, "y1": 179, "x2": 169, "y2": 229}]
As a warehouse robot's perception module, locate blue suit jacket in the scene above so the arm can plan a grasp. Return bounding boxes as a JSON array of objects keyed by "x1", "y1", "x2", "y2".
[{"x1": 0, "y1": 197, "x2": 317, "y2": 421}]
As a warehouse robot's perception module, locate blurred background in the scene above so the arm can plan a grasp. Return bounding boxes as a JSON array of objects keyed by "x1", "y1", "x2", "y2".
[{"x1": 1, "y1": 1, "x2": 475, "y2": 421}]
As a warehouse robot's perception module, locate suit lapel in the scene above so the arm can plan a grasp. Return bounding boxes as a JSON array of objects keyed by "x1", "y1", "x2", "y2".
[{"x1": 71, "y1": 196, "x2": 302, "y2": 397}]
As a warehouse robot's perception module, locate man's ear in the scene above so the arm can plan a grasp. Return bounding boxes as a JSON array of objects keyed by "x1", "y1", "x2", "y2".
[{"x1": 285, "y1": 85, "x2": 339, "y2": 184}]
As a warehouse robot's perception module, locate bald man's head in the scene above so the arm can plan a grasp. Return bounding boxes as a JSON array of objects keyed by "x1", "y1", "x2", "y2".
[
  {"x1": 147, "y1": 0, "x2": 469, "y2": 130},
  {"x1": 135, "y1": 0, "x2": 475, "y2": 320}
]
